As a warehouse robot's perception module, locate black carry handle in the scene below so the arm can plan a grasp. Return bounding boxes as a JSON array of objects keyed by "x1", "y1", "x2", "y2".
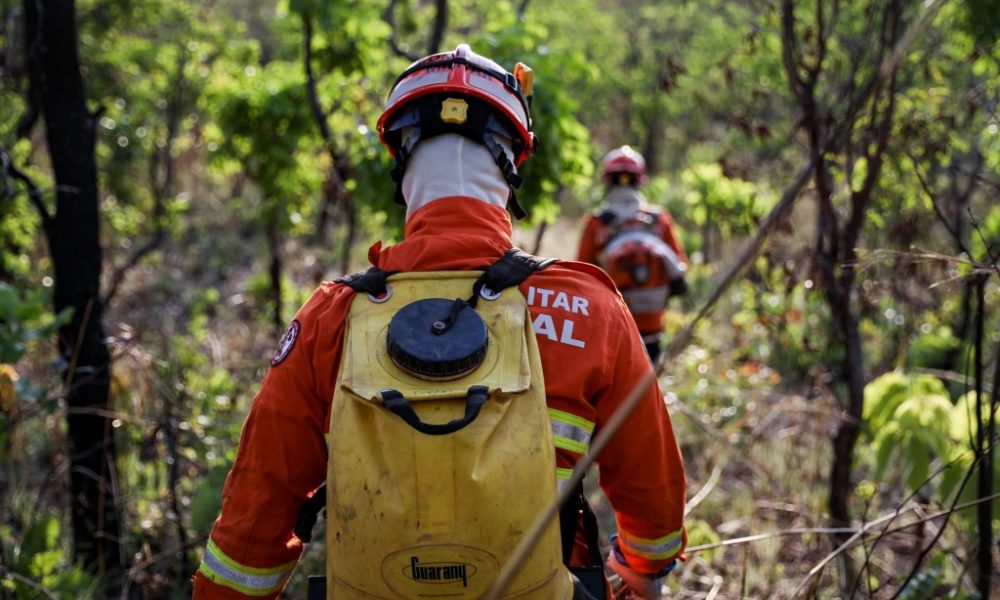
[{"x1": 381, "y1": 385, "x2": 489, "y2": 435}]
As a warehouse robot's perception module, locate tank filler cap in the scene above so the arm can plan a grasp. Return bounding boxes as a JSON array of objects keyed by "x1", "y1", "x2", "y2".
[{"x1": 387, "y1": 298, "x2": 488, "y2": 380}]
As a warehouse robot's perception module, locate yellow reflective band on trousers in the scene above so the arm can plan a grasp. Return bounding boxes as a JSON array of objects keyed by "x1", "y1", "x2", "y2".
[
  {"x1": 549, "y1": 408, "x2": 594, "y2": 455},
  {"x1": 618, "y1": 527, "x2": 684, "y2": 560},
  {"x1": 327, "y1": 271, "x2": 574, "y2": 599},
  {"x1": 198, "y1": 539, "x2": 295, "y2": 597}
]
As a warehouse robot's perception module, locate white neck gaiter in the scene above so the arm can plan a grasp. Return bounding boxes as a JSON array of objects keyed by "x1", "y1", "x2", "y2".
[
  {"x1": 402, "y1": 134, "x2": 512, "y2": 222},
  {"x1": 602, "y1": 185, "x2": 645, "y2": 225}
]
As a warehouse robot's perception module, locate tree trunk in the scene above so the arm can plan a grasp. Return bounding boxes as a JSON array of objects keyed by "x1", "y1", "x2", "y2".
[
  {"x1": 265, "y1": 214, "x2": 283, "y2": 332},
  {"x1": 973, "y1": 275, "x2": 993, "y2": 598},
  {"x1": 339, "y1": 199, "x2": 357, "y2": 276},
  {"x1": 829, "y1": 288, "x2": 865, "y2": 530},
  {"x1": 990, "y1": 338, "x2": 999, "y2": 582},
  {"x1": 25, "y1": 0, "x2": 124, "y2": 590}
]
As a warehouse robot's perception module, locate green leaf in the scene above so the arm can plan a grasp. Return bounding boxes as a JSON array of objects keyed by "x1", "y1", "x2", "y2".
[
  {"x1": 17, "y1": 516, "x2": 60, "y2": 568},
  {"x1": 873, "y1": 426, "x2": 898, "y2": 479},
  {"x1": 905, "y1": 437, "x2": 930, "y2": 492},
  {"x1": 189, "y1": 466, "x2": 230, "y2": 533},
  {"x1": 863, "y1": 372, "x2": 947, "y2": 432}
]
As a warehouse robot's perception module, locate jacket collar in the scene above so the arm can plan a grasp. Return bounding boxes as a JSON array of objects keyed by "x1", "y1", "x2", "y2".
[{"x1": 368, "y1": 196, "x2": 514, "y2": 272}]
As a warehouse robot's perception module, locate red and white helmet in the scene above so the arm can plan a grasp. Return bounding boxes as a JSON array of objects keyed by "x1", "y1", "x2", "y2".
[
  {"x1": 377, "y1": 44, "x2": 535, "y2": 166},
  {"x1": 602, "y1": 145, "x2": 647, "y2": 184}
]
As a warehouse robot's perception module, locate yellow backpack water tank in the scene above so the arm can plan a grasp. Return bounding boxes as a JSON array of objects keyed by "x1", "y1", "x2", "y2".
[{"x1": 326, "y1": 271, "x2": 572, "y2": 599}]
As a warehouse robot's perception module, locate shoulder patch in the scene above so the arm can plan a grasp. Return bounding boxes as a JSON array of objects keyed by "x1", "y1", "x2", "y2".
[{"x1": 271, "y1": 319, "x2": 301, "y2": 366}]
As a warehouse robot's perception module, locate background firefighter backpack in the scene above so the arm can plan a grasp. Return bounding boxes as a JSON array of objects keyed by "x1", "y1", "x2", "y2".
[{"x1": 599, "y1": 212, "x2": 686, "y2": 321}]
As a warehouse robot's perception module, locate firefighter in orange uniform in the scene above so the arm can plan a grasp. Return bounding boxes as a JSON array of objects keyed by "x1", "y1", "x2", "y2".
[
  {"x1": 577, "y1": 146, "x2": 688, "y2": 364},
  {"x1": 193, "y1": 46, "x2": 685, "y2": 600}
]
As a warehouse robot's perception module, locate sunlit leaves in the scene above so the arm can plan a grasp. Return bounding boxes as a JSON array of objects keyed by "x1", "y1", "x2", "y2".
[
  {"x1": 960, "y1": 0, "x2": 1000, "y2": 47},
  {"x1": 680, "y1": 163, "x2": 769, "y2": 239},
  {"x1": 864, "y1": 371, "x2": 949, "y2": 432},
  {"x1": 865, "y1": 372, "x2": 1000, "y2": 516},
  {"x1": 0, "y1": 283, "x2": 71, "y2": 364},
  {"x1": 1, "y1": 516, "x2": 97, "y2": 598},
  {"x1": 207, "y1": 62, "x2": 320, "y2": 232}
]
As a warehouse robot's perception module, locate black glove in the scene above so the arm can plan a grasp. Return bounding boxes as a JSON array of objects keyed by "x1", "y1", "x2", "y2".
[{"x1": 668, "y1": 276, "x2": 687, "y2": 298}]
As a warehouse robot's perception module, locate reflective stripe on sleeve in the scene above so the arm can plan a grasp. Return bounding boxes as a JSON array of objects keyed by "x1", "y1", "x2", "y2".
[
  {"x1": 549, "y1": 408, "x2": 594, "y2": 455},
  {"x1": 617, "y1": 528, "x2": 684, "y2": 561},
  {"x1": 556, "y1": 467, "x2": 574, "y2": 493},
  {"x1": 198, "y1": 539, "x2": 296, "y2": 597}
]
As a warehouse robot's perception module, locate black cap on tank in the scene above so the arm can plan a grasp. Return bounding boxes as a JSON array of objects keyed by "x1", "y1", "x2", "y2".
[{"x1": 387, "y1": 298, "x2": 488, "y2": 380}]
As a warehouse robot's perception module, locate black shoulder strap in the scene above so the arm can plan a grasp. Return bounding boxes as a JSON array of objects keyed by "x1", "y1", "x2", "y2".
[
  {"x1": 421, "y1": 248, "x2": 555, "y2": 333},
  {"x1": 597, "y1": 209, "x2": 616, "y2": 225},
  {"x1": 559, "y1": 482, "x2": 604, "y2": 566},
  {"x1": 335, "y1": 249, "x2": 552, "y2": 301},
  {"x1": 335, "y1": 267, "x2": 395, "y2": 296},
  {"x1": 469, "y1": 248, "x2": 557, "y2": 305}
]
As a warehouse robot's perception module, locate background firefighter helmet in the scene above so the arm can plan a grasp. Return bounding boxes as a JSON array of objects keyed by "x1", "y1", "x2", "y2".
[
  {"x1": 601, "y1": 145, "x2": 647, "y2": 186},
  {"x1": 376, "y1": 44, "x2": 537, "y2": 218}
]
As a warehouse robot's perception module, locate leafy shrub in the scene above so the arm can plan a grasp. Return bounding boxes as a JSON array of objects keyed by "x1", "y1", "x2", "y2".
[
  {"x1": 863, "y1": 371, "x2": 948, "y2": 433},
  {"x1": 906, "y1": 326, "x2": 962, "y2": 371},
  {"x1": 1, "y1": 516, "x2": 98, "y2": 598},
  {"x1": 864, "y1": 372, "x2": 1000, "y2": 515},
  {"x1": 0, "y1": 283, "x2": 71, "y2": 365}
]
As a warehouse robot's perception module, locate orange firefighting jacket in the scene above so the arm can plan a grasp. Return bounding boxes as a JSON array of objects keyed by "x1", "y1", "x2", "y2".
[
  {"x1": 577, "y1": 206, "x2": 687, "y2": 335},
  {"x1": 193, "y1": 197, "x2": 687, "y2": 599}
]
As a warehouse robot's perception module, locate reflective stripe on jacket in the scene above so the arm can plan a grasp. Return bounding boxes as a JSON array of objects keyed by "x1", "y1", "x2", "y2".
[{"x1": 193, "y1": 197, "x2": 686, "y2": 598}]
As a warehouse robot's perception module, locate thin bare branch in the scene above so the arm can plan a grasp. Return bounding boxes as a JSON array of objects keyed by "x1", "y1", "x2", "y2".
[
  {"x1": 688, "y1": 491, "x2": 1000, "y2": 557},
  {"x1": 517, "y1": 0, "x2": 531, "y2": 19},
  {"x1": 968, "y1": 208, "x2": 1000, "y2": 277},
  {"x1": 384, "y1": 0, "x2": 419, "y2": 61},
  {"x1": 302, "y1": 12, "x2": 355, "y2": 274},
  {"x1": 482, "y1": 370, "x2": 658, "y2": 600},
  {"x1": 102, "y1": 232, "x2": 164, "y2": 305},
  {"x1": 303, "y1": 14, "x2": 334, "y2": 146},
  {"x1": 852, "y1": 0, "x2": 902, "y2": 209},
  {"x1": 1, "y1": 146, "x2": 51, "y2": 224},
  {"x1": 670, "y1": 393, "x2": 785, "y2": 489},
  {"x1": 103, "y1": 44, "x2": 187, "y2": 305},
  {"x1": 889, "y1": 457, "x2": 987, "y2": 599},
  {"x1": 689, "y1": 525, "x2": 859, "y2": 555},
  {"x1": 0, "y1": 569, "x2": 62, "y2": 600},
  {"x1": 851, "y1": 440, "x2": 989, "y2": 595},
  {"x1": 684, "y1": 462, "x2": 722, "y2": 517},
  {"x1": 780, "y1": 0, "x2": 809, "y2": 101},
  {"x1": 426, "y1": 0, "x2": 447, "y2": 55},
  {"x1": 809, "y1": 0, "x2": 829, "y2": 81},
  {"x1": 911, "y1": 150, "x2": 966, "y2": 251}
]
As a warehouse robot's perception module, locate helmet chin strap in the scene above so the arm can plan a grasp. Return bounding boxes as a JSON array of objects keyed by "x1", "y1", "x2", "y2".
[
  {"x1": 401, "y1": 134, "x2": 517, "y2": 222},
  {"x1": 480, "y1": 125, "x2": 526, "y2": 220}
]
